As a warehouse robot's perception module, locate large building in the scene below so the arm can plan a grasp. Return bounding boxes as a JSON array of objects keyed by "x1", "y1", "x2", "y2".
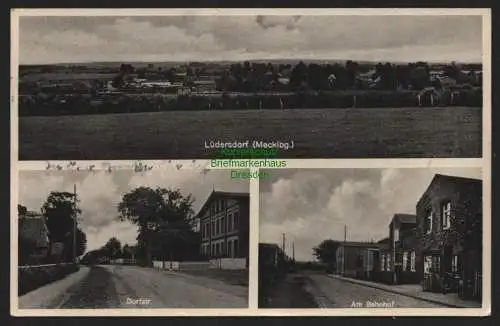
[
  {"x1": 388, "y1": 214, "x2": 419, "y2": 284},
  {"x1": 197, "y1": 191, "x2": 250, "y2": 267},
  {"x1": 416, "y1": 174, "x2": 482, "y2": 301}
]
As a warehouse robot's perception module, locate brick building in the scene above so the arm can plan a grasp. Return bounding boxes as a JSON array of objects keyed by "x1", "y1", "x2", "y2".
[
  {"x1": 389, "y1": 214, "x2": 419, "y2": 284},
  {"x1": 198, "y1": 191, "x2": 250, "y2": 267},
  {"x1": 416, "y1": 174, "x2": 482, "y2": 301}
]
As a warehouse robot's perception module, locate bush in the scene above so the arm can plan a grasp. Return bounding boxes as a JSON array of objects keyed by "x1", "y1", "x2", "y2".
[{"x1": 18, "y1": 263, "x2": 80, "y2": 296}]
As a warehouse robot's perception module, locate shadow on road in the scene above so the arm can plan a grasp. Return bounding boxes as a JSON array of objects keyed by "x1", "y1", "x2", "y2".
[{"x1": 259, "y1": 273, "x2": 319, "y2": 308}]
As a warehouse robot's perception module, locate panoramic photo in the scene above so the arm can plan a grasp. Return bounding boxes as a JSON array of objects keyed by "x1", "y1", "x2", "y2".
[
  {"x1": 15, "y1": 12, "x2": 485, "y2": 160},
  {"x1": 259, "y1": 168, "x2": 484, "y2": 309},
  {"x1": 15, "y1": 165, "x2": 250, "y2": 310}
]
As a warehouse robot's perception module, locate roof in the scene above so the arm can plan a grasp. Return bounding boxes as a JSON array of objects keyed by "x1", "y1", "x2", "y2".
[
  {"x1": 19, "y1": 216, "x2": 49, "y2": 247},
  {"x1": 196, "y1": 190, "x2": 249, "y2": 218},
  {"x1": 339, "y1": 241, "x2": 384, "y2": 249},
  {"x1": 259, "y1": 243, "x2": 280, "y2": 249},
  {"x1": 377, "y1": 237, "x2": 390, "y2": 244},
  {"x1": 418, "y1": 174, "x2": 482, "y2": 206},
  {"x1": 391, "y1": 213, "x2": 417, "y2": 226}
]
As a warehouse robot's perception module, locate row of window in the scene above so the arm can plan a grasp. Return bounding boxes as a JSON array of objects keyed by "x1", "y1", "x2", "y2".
[
  {"x1": 211, "y1": 199, "x2": 226, "y2": 214},
  {"x1": 202, "y1": 238, "x2": 240, "y2": 258},
  {"x1": 380, "y1": 251, "x2": 416, "y2": 272},
  {"x1": 425, "y1": 201, "x2": 452, "y2": 234},
  {"x1": 423, "y1": 254, "x2": 459, "y2": 274},
  {"x1": 202, "y1": 211, "x2": 240, "y2": 238}
]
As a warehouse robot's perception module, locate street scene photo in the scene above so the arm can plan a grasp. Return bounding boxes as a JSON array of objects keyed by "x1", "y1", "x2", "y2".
[
  {"x1": 16, "y1": 165, "x2": 249, "y2": 309},
  {"x1": 259, "y1": 168, "x2": 483, "y2": 309},
  {"x1": 16, "y1": 11, "x2": 485, "y2": 160}
]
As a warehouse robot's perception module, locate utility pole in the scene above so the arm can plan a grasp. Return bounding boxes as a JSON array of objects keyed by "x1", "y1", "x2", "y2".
[
  {"x1": 73, "y1": 184, "x2": 77, "y2": 264},
  {"x1": 343, "y1": 224, "x2": 347, "y2": 276},
  {"x1": 292, "y1": 242, "x2": 295, "y2": 261},
  {"x1": 282, "y1": 233, "x2": 286, "y2": 257}
]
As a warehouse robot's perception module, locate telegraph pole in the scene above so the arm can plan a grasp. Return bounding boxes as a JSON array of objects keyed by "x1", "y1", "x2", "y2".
[
  {"x1": 73, "y1": 184, "x2": 77, "y2": 264},
  {"x1": 343, "y1": 224, "x2": 347, "y2": 275},
  {"x1": 282, "y1": 233, "x2": 286, "y2": 257},
  {"x1": 292, "y1": 242, "x2": 295, "y2": 261}
]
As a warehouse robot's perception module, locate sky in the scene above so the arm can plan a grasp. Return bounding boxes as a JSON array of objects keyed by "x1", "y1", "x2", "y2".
[
  {"x1": 259, "y1": 168, "x2": 482, "y2": 262},
  {"x1": 18, "y1": 15, "x2": 483, "y2": 64},
  {"x1": 18, "y1": 167, "x2": 249, "y2": 252}
]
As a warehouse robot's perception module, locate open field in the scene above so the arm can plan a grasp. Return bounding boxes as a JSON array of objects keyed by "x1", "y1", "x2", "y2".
[{"x1": 18, "y1": 107, "x2": 482, "y2": 160}]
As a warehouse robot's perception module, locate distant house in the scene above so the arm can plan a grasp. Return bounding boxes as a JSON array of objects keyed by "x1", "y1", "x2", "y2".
[
  {"x1": 192, "y1": 80, "x2": 217, "y2": 93},
  {"x1": 197, "y1": 191, "x2": 250, "y2": 268},
  {"x1": 18, "y1": 206, "x2": 50, "y2": 265},
  {"x1": 416, "y1": 174, "x2": 482, "y2": 301},
  {"x1": 389, "y1": 214, "x2": 419, "y2": 284},
  {"x1": 336, "y1": 241, "x2": 385, "y2": 279}
]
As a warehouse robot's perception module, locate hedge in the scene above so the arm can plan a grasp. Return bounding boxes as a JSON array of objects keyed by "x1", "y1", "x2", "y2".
[
  {"x1": 18, "y1": 89, "x2": 482, "y2": 117},
  {"x1": 18, "y1": 263, "x2": 80, "y2": 296}
]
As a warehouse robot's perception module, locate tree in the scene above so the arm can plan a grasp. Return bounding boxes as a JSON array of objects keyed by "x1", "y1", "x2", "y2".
[
  {"x1": 117, "y1": 187, "x2": 196, "y2": 265},
  {"x1": 41, "y1": 191, "x2": 86, "y2": 262},
  {"x1": 103, "y1": 237, "x2": 122, "y2": 259},
  {"x1": 313, "y1": 239, "x2": 340, "y2": 268}
]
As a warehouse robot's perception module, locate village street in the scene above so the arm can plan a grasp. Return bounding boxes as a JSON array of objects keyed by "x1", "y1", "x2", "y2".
[
  {"x1": 303, "y1": 273, "x2": 448, "y2": 308},
  {"x1": 18, "y1": 265, "x2": 248, "y2": 309}
]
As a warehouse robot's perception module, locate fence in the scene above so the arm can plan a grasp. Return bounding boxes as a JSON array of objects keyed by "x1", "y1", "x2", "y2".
[
  {"x1": 209, "y1": 258, "x2": 247, "y2": 270},
  {"x1": 152, "y1": 260, "x2": 212, "y2": 271}
]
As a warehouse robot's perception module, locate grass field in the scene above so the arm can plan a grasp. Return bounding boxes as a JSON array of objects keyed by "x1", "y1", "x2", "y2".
[{"x1": 18, "y1": 107, "x2": 482, "y2": 160}]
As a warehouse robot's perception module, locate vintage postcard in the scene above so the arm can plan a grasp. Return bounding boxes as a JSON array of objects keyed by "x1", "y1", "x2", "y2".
[
  {"x1": 13, "y1": 161, "x2": 252, "y2": 314},
  {"x1": 259, "y1": 165, "x2": 488, "y2": 314},
  {"x1": 12, "y1": 9, "x2": 489, "y2": 160},
  {"x1": 10, "y1": 7, "x2": 491, "y2": 318}
]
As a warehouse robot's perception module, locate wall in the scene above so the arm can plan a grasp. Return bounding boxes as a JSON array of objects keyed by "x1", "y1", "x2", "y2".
[
  {"x1": 416, "y1": 176, "x2": 482, "y2": 288},
  {"x1": 152, "y1": 260, "x2": 213, "y2": 271},
  {"x1": 209, "y1": 258, "x2": 246, "y2": 270}
]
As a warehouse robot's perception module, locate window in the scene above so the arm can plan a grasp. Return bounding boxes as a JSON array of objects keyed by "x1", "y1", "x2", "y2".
[
  {"x1": 394, "y1": 227, "x2": 400, "y2": 242},
  {"x1": 228, "y1": 240, "x2": 233, "y2": 258},
  {"x1": 410, "y1": 251, "x2": 416, "y2": 272},
  {"x1": 221, "y1": 217, "x2": 225, "y2": 235},
  {"x1": 426, "y1": 210, "x2": 433, "y2": 234},
  {"x1": 386, "y1": 253, "x2": 391, "y2": 271},
  {"x1": 211, "y1": 221, "x2": 215, "y2": 236},
  {"x1": 424, "y1": 256, "x2": 432, "y2": 274},
  {"x1": 216, "y1": 218, "x2": 220, "y2": 235},
  {"x1": 211, "y1": 243, "x2": 215, "y2": 257},
  {"x1": 402, "y1": 252, "x2": 408, "y2": 271},
  {"x1": 227, "y1": 213, "x2": 233, "y2": 232},
  {"x1": 431, "y1": 256, "x2": 441, "y2": 273},
  {"x1": 234, "y1": 239, "x2": 239, "y2": 257},
  {"x1": 452, "y1": 255, "x2": 459, "y2": 273},
  {"x1": 234, "y1": 211, "x2": 240, "y2": 230},
  {"x1": 381, "y1": 254, "x2": 386, "y2": 271},
  {"x1": 442, "y1": 201, "x2": 451, "y2": 230},
  {"x1": 221, "y1": 199, "x2": 225, "y2": 211}
]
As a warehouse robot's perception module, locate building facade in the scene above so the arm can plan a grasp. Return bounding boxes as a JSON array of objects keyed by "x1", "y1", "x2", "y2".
[
  {"x1": 388, "y1": 214, "x2": 419, "y2": 284},
  {"x1": 198, "y1": 191, "x2": 250, "y2": 267},
  {"x1": 416, "y1": 174, "x2": 482, "y2": 301},
  {"x1": 336, "y1": 242, "x2": 385, "y2": 279}
]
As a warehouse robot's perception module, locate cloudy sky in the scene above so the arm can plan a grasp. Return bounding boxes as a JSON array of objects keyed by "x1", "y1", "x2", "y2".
[
  {"x1": 19, "y1": 167, "x2": 248, "y2": 252},
  {"x1": 18, "y1": 15, "x2": 483, "y2": 64},
  {"x1": 259, "y1": 168, "x2": 482, "y2": 262}
]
